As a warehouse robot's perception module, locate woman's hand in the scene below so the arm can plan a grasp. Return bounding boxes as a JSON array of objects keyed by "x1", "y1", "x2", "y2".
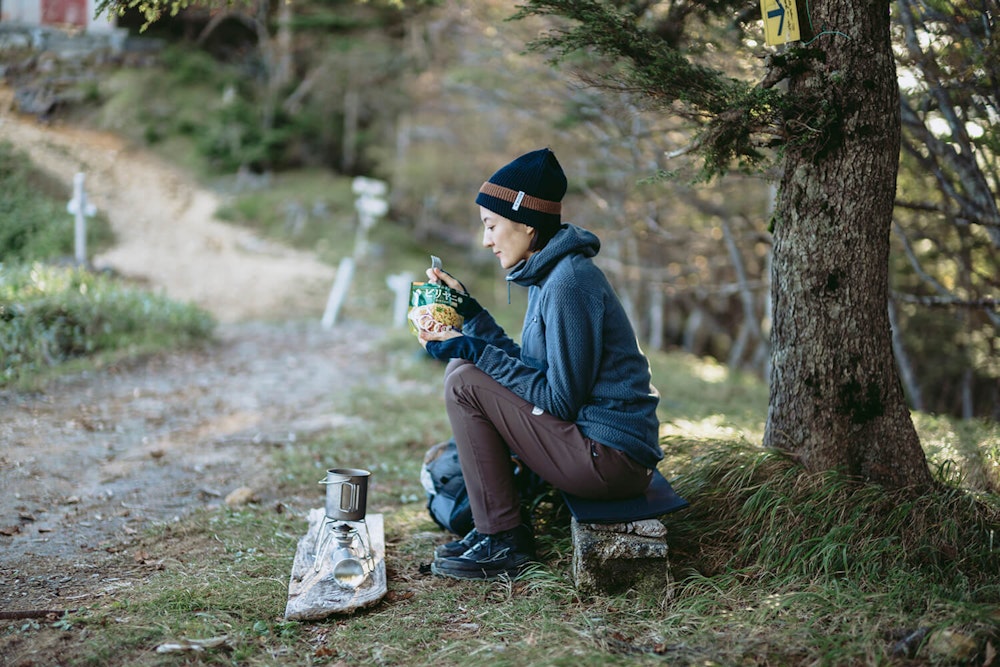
[
  {"x1": 426, "y1": 267, "x2": 468, "y2": 294},
  {"x1": 425, "y1": 265, "x2": 483, "y2": 320},
  {"x1": 418, "y1": 328, "x2": 463, "y2": 350}
]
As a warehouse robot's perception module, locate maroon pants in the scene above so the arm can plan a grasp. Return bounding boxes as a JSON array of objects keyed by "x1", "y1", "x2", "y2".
[{"x1": 444, "y1": 359, "x2": 653, "y2": 534}]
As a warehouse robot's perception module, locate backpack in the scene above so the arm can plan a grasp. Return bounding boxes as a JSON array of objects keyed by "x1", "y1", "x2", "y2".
[
  {"x1": 420, "y1": 439, "x2": 473, "y2": 535},
  {"x1": 420, "y1": 439, "x2": 550, "y2": 536}
]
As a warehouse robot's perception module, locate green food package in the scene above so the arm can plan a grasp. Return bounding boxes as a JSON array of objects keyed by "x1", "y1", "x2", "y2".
[{"x1": 408, "y1": 282, "x2": 466, "y2": 336}]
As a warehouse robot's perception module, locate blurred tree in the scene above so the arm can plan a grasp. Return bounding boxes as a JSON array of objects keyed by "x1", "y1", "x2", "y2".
[
  {"x1": 516, "y1": 0, "x2": 938, "y2": 489},
  {"x1": 87, "y1": 0, "x2": 994, "y2": 437},
  {"x1": 891, "y1": 0, "x2": 999, "y2": 418},
  {"x1": 108, "y1": 0, "x2": 421, "y2": 172},
  {"x1": 179, "y1": 0, "x2": 970, "y2": 426},
  {"x1": 382, "y1": 2, "x2": 775, "y2": 376}
]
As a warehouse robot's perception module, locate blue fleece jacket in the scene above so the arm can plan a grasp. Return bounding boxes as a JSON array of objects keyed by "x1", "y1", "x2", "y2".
[{"x1": 427, "y1": 224, "x2": 662, "y2": 469}]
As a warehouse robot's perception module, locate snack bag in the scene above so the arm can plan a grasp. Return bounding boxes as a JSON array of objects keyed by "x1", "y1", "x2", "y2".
[{"x1": 408, "y1": 282, "x2": 465, "y2": 335}]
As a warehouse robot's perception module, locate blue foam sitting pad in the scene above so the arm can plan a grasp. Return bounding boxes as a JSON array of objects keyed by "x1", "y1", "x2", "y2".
[{"x1": 561, "y1": 469, "x2": 689, "y2": 523}]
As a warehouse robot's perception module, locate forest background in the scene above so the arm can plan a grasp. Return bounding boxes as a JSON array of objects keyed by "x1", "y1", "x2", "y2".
[
  {"x1": 12, "y1": 0, "x2": 996, "y2": 419},
  {"x1": 1, "y1": 1, "x2": 1000, "y2": 665}
]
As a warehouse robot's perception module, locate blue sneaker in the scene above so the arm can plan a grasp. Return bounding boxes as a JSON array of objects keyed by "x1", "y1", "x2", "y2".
[
  {"x1": 434, "y1": 528, "x2": 484, "y2": 559},
  {"x1": 431, "y1": 525, "x2": 535, "y2": 580}
]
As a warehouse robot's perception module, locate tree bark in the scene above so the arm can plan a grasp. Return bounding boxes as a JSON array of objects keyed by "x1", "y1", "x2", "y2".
[{"x1": 763, "y1": 0, "x2": 933, "y2": 488}]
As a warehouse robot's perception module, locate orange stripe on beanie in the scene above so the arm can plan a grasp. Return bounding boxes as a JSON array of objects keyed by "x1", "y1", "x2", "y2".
[{"x1": 475, "y1": 148, "x2": 566, "y2": 234}]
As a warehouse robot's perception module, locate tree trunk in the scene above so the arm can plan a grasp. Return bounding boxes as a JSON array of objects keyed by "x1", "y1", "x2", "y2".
[
  {"x1": 342, "y1": 87, "x2": 360, "y2": 172},
  {"x1": 763, "y1": 0, "x2": 933, "y2": 489}
]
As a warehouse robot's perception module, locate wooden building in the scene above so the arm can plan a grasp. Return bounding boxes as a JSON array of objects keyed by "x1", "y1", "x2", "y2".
[{"x1": 1, "y1": 0, "x2": 117, "y2": 33}]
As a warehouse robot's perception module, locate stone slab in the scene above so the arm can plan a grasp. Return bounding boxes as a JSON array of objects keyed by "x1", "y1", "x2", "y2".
[
  {"x1": 571, "y1": 517, "x2": 673, "y2": 596},
  {"x1": 284, "y1": 509, "x2": 386, "y2": 620}
]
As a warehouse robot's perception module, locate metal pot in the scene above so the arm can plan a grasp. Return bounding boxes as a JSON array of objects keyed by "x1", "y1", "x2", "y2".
[{"x1": 320, "y1": 468, "x2": 370, "y2": 521}]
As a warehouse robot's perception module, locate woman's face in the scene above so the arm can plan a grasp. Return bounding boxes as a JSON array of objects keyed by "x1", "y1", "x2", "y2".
[{"x1": 480, "y1": 206, "x2": 536, "y2": 270}]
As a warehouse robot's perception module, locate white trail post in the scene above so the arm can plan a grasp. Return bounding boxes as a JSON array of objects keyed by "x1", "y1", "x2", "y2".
[
  {"x1": 352, "y1": 177, "x2": 389, "y2": 259},
  {"x1": 66, "y1": 172, "x2": 96, "y2": 267},
  {"x1": 386, "y1": 272, "x2": 415, "y2": 328},
  {"x1": 319, "y1": 177, "x2": 388, "y2": 330},
  {"x1": 321, "y1": 257, "x2": 356, "y2": 330}
]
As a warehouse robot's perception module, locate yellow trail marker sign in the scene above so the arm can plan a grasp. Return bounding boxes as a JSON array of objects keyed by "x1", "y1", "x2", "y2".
[{"x1": 760, "y1": 0, "x2": 801, "y2": 45}]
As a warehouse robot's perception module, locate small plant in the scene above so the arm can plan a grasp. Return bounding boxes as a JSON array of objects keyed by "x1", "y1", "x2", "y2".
[
  {"x1": 51, "y1": 618, "x2": 74, "y2": 631},
  {"x1": 0, "y1": 263, "x2": 215, "y2": 387},
  {"x1": 0, "y1": 142, "x2": 114, "y2": 262}
]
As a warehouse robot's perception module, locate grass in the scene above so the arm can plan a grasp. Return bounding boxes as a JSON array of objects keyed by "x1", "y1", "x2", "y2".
[
  {"x1": 0, "y1": 139, "x2": 213, "y2": 389},
  {"x1": 214, "y1": 171, "x2": 356, "y2": 260},
  {"x1": 0, "y1": 140, "x2": 115, "y2": 263},
  {"x1": 0, "y1": 262, "x2": 215, "y2": 389},
  {"x1": 4, "y1": 79, "x2": 998, "y2": 663},
  {"x1": 3, "y1": 330, "x2": 997, "y2": 666},
  {"x1": 3, "y1": 150, "x2": 997, "y2": 664}
]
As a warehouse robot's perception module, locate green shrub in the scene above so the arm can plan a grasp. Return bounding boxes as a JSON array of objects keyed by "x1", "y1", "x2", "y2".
[
  {"x1": 0, "y1": 263, "x2": 214, "y2": 386},
  {"x1": 195, "y1": 98, "x2": 296, "y2": 171},
  {"x1": 159, "y1": 46, "x2": 223, "y2": 86}
]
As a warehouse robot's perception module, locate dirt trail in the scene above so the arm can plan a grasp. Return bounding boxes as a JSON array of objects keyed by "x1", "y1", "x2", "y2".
[
  {"x1": 0, "y1": 85, "x2": 334, "y2": 322},
  {"x1": 0, "y1": 93, "x2": 385, "y2": 614}
]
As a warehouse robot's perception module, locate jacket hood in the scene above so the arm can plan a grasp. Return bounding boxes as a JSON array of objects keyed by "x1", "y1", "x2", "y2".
[{"x1": 507, "y1": 224, "x2": 600, "y2": 287}]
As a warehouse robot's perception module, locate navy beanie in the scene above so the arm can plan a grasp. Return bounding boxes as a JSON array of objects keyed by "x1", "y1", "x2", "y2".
[{"x1": 475, "y1": 148, "x2": 567, "y2": 234}]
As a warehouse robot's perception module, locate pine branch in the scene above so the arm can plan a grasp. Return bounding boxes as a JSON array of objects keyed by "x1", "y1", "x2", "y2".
[
  {"x1": 512, "y1": 0, "x2": 786, "y2": 179},
  {"x1": 514, "y1": 0, "x2": 738, "y2": 112}
]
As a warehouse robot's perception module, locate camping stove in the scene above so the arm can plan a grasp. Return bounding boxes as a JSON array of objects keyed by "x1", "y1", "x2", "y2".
[{"x1": 313, "y1": 468, "x2": 375, "y2": 587}]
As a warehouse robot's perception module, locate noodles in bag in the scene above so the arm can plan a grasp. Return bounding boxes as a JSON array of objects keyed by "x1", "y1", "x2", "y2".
[{"x1": 408, "y1": 282, "x2": 466, "y2": 335}]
